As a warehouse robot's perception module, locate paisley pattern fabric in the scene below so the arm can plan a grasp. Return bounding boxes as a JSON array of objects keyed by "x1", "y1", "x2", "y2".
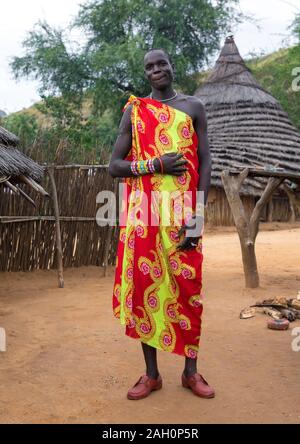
[{"x1": 112, "y1": 95, "x2": 204, "y2": 358}]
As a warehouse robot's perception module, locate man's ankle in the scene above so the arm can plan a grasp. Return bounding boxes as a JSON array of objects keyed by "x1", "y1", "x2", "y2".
[
  {"x1": 184, "y1": 369, "x2": 197, "y2": 378},
  {"x1": 146, "y1": 371, "x2": 159, "y2": 380}
]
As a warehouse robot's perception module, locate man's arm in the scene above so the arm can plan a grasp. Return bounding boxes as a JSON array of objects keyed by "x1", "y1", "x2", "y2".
[
  {"x1": 108, "y1": 105, "x2": 187, "y2": 178},
  {"x1": 194, "y1": 100, "x2": 212, "y2": 205},
  {"x1": 108, "y1": 105, "x2": 134, "y2": 178}
]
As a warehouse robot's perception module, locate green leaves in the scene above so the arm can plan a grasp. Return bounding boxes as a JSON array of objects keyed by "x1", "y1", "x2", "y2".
[
  {"x1": 249, "y1": 45, "x2": 300, "y2": 132},
  {"x1": 9, "y1": 0, "x2": 241, "y2": 159},
  {"x1": 290, "y1": 13, "x2": 300, "y2": 42},
  {"x1": 2, "y1": 113, "x2": 39, "y2": 148},
  {"x1": 12, "y1": 0, "x2": 241, "y2": 101}
]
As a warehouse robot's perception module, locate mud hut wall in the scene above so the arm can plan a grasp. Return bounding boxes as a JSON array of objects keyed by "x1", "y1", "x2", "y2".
[
  {"x1": 206, "y1": 187, "x2": 255, "y2": 226},
  {"x1": 268, "y1": 195, "x2": 291, "y2": 221},
  {"x1": 206, "y1": 187, "x2": 292, "y2": 226}
]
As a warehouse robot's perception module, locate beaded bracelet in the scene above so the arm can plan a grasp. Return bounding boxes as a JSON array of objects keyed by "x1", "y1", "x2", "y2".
[
  {"x1": 146, "y1": 159, "x2": 156, "y2": 174},
  {"x1": 150, "y1": 159, "x2": 156, "y2": 173},
  {"x1": 130, "y1": 161, "x2": 138, "y2": 175},
  {"x1": 138, "y1": 160, "x2": 147, "y2": 174},
  {"x1": 130, "y1": 158, "x2": 159, "y2": 176}
]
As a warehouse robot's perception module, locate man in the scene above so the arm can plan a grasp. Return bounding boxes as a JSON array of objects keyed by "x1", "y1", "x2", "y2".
[{"x1": 109, "y1": 48, "x2": 214, "y2": 400}]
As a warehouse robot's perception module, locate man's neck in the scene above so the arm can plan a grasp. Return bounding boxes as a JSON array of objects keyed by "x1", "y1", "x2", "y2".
[{"x1": 150, "y1": 86, "x2": 176, "y2": 101}]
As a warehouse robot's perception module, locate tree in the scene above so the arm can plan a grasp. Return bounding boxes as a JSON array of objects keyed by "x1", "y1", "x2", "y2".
[
  {"x1": 290, "y1": 12, "x2": 300, "y2": 42},
  {"x1": 10, "y1": 0, "x2": 242, "y2": 153},
  {"x1": 2, "y1": 113, "x2": 39, "y2": 148}
]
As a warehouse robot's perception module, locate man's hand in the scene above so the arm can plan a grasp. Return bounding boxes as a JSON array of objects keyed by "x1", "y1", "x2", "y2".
[
  {"x1": 155, "y1": 152, "x2": 188, "y2": 176},
  {"x1": 176, "y1": 215, "x2": 204, "y2": 250}
]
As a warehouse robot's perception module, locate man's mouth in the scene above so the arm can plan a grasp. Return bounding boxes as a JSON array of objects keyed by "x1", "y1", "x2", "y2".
[{"x1": 153, "y1": 74, "x2": 167, "y2": 81}]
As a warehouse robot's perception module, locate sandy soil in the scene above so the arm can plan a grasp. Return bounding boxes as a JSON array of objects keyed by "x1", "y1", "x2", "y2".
[{"x1": 0, "y1": 223, "x2": 300, "y2": 424}]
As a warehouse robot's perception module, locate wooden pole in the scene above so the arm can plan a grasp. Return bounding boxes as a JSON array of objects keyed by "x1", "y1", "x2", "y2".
[
  {"x1": 19, "y1": 174, "x2": 50, "y2": 197},
  {"x1": 0, "y1": 216, "x2": 109, "y2": 223},
  {"x1": 221, "y1": 169, "x2": 284, "y2": 288},
  {"x1": 45, "y1": 164, "x2": 109, "y2": 170},
  {"x1": 3, "y1": 180, "x2": 19, "y2": 194},
  {"x1": 48, "y1": 167, "x2": 64, "y2": 288}
]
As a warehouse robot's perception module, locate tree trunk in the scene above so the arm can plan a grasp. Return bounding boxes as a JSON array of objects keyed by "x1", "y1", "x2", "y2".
[
  {"x1": 221, "y1": 169, "x2": 284, "y2": 289},
  {"x1": 239, "y1": 237, "x2": 259, "y2": 288}
]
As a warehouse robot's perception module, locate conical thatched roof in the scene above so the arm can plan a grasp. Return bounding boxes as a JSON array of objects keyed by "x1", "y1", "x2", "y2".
[
  {"x1": 0, "y1": 126, "x2": 44, "y2": 182},
  {"x1": 195, "y1": 35, "x2": 300, "y2": 196}
]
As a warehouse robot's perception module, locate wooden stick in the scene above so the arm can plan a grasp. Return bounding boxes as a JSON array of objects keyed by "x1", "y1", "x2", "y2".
[
  {"x1": 0, "y1": 175, "x2": 11, "y2": 183},
  {"x1": 4, "y1": 180, "x2": 19, "y2": 194},
  {"x1": 48, "y1": 167, "x2": 64, "y2": 288},
  {"x1": 44, "y1": 164, "x2": 109, "y2": 170},
  {"x1": 15, "y1": 186, "x2": 36, "y2": 208},
  {"x1": 19, "y1": 174, "x2": 50, "y2": 197},
  {"x1": 249, "y1": 177, "x2": 284, "y2": 240},
  {"x1": 4, "y1": 181, "x2": 37, "y2": 207},
  {"x1": 0, "y1": 216, "x2": 109, "y2": 223}
]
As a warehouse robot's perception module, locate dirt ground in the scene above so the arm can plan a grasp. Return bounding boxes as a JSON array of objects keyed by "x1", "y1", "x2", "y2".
[{"x1": 0, "y1": 223, "x2": 300, "y2": 424}]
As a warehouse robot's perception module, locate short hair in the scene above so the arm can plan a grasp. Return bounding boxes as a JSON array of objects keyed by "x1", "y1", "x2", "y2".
[{"x1": 144, "y1": 48, "x2": 172, "y2": 64}]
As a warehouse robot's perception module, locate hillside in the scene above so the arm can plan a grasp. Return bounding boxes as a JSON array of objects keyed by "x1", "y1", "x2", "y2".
[{"x1": 247, "y1": 46, "x2": 300, "y2": 130}]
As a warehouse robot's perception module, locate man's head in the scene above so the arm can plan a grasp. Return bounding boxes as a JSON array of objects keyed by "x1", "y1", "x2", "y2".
[{"x1": 144, "y1": 48, "x2": 175, "y2": 90}]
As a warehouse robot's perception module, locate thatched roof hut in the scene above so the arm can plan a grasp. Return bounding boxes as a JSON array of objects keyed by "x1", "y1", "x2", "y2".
[
  {"x1": 0, "y1": 126, "x2": 47, "y2": 203},
  {"x1": 0, "y1": 126, "x2": 44, "y2": 182},
  {"x1": 195, "y1": 35, "x2": 300, "y2": 198}
]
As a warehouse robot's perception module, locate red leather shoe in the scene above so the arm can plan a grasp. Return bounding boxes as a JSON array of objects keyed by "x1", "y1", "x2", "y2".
[
  {"x1": 127, "y1": 374, "x2": 162, "y2": 400},
  {"x1": 182, "y1": 372, "x2": 215, "y2": 398}
]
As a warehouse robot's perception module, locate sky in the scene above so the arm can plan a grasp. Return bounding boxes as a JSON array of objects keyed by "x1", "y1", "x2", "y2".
[{"x1": 0, "y1": 0, "x2": 299, "y2": 114}]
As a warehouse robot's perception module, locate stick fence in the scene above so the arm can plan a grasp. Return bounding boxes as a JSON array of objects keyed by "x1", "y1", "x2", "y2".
[{"x1": 0, "y1": 165, "x2": 119, "y2": 273}]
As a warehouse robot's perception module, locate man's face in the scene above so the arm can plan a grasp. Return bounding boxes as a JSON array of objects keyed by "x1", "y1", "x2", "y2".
[{"x1": 144, "y1": 50, "x2": 174, "y2": 90}]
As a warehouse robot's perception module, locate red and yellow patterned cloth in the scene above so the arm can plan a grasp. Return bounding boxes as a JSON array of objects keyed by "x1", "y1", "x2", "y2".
[{"x1": 112, "y1": 95, "x2": 204, "y2": 358}]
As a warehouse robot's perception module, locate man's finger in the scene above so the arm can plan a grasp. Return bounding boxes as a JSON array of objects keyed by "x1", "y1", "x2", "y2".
[
  {"x1": 177, "y1": 237, "x2": 198, "y2": 251},
  {"x1": 176, "y1": 238, "x2": 191, "y2": 250},
  {"x1": 174, "y1": 160, "x2": 188, "y2": 166},
  {"x1": 173, "y1": 167, "x2": 188, "y2": 173},
  {"x1": 177, "y1": 225, "x2": 186, "y2": 237}
]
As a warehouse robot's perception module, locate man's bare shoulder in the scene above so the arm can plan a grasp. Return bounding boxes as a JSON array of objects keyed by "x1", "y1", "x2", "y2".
[
  {"x1": 180, "y1": 94, "x2": 205, "y2": 114},
  {"x1": 179, "y1": 94, "x2": 205, "y2": 110},
  {"x1": 118, "y1": 104, "x2": 132, "y2": 133}
]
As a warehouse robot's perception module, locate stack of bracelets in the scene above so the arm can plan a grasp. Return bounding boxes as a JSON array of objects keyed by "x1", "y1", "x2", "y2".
[{"x1": 130, "y1": 158, "x2": 163, "y2": 176}]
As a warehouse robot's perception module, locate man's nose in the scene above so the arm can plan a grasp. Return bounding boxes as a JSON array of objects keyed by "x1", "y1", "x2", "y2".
[{"x1": 153, "y1": 64, "x2": 161, "y2": 73}]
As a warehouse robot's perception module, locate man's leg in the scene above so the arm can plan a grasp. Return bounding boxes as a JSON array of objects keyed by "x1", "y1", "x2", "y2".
[
  {"x1": 127, "y1": 342, "x2": 161, "y2": 399},
  {"x1": 184, "y1": 357, "x2": 197, "y2": 377},
  {"x1": 142, "y1": 342, "x2": 160, "y2": 379},
  {"x1": 182, "y1": 357, "x2": 215, "y2": 398}
]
